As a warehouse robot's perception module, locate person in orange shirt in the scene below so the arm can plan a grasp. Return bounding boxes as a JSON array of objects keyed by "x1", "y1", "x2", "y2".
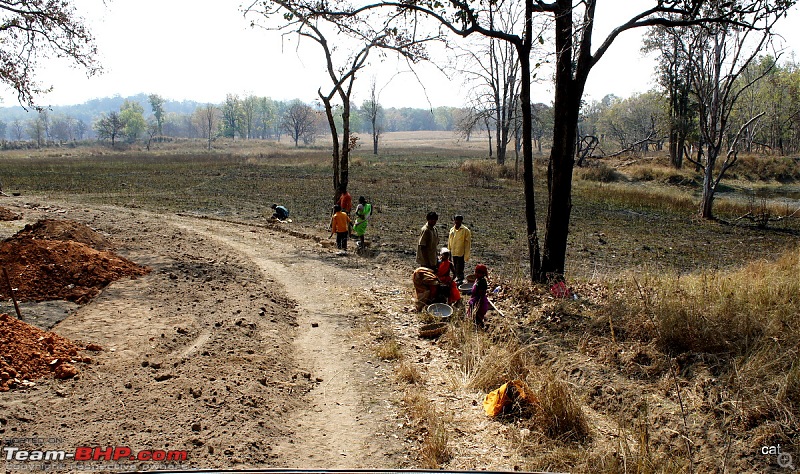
[
  {"x1": 337, "y1": 185, "x2": 353, "y2": 214},
  {"x1": 337, "y1": 185, "x2": 353, "y2": 235},
  {"x1": 330, "y1": 204, "x2": 351, "y2": 251}
]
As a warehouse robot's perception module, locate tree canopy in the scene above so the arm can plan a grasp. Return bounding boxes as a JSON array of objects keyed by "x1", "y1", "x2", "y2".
[{"x1": 0, "y1": 0, "x2": 100, "y2": 109}]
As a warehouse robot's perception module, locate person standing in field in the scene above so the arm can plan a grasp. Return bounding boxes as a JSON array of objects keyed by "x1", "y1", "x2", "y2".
[
  {"x1": 448, "y1": 214, "x2": 472, "y2": 284},
  {"x1": 330, "y1": 204, "x2": 350, "y2": 252},
  {"x1": 337, "y1": 185, "x2": 353, "y2": 236},
  {"x1": 416, "y1": 211, "x2": 439, "y2": 269},
  {"x1": 337, "y1": 185, "x2": 353, "y2": 215},
  {"x1": 468, "y1": 264, "x2": 490, "y2": 329},
  {"x1": 353, "y1": 196, "x2": 372, "y2": 247}
]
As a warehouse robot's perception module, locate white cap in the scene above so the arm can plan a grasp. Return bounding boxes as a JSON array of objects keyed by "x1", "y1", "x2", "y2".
[{"x1": 440, "y1": 247, "x2": 450, "y2": 255}]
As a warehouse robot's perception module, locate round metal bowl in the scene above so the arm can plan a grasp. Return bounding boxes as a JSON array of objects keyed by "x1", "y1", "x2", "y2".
[
  {"x1": 458, "y1": 283, "x2": 473, "y2": 294},
  {"x1": 419, "y1": 322, "x2": 448, "y2": 339},
  {"x1": 426, "y1": 303, "x2": 453, "y2": 319}
]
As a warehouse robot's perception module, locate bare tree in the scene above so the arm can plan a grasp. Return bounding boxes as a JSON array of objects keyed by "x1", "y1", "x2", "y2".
[
  {"x1": 362, "y1": 78, "x2": 383, "y2": 155},
  {"x1": 681, "y1": 22, "x2": 778, "y2": 219},
  {"x1": 10, "y1": 119, "x2": 23, "y2": 141},
  {"x1": 193, "y1": 104, "x2": 219, "y2": 150},
  {"x1": 281, "y1": 100, "x2": 317, "y2": 147},
  {"x1": 454, "y1": 1, "x2": 536, "y2": 164},
  {"x1": 245, "y1": 0, "x2": 430, "y2": 200},
  {"x1": 26, "y1": 115, "x2": 46, "y2": 148},
  {"x1": 454, "y1": 105, "x2": 481, "y2": 142},
  {"x1": 0, "y1": 1, "x2": 100, "y2": 109}
]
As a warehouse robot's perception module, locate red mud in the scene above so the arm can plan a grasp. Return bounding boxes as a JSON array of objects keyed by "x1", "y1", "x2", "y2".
[{"x1": 0, "y1": 219, "x2": 146, "y2": 390}]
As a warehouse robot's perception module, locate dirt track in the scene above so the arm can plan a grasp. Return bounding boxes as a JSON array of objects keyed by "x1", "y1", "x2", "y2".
[{"x1": 0, "y1": 199, "x2": 416, "y2": 472}]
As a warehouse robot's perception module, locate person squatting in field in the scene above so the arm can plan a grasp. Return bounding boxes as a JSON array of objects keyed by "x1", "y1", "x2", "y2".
[
  {"x1": 271, "y1": 204, "x2": 289, "y2": 221},
  {"x1": 412, "y1": 266, "x2": 439, "y2": 311},
  {"x1": 436, "y1": 247, "x2": 461, "y2": 305}
]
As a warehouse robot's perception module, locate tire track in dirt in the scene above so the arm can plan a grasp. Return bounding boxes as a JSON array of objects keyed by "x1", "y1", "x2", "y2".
[{"x1": 170, "y1": 216, "x2": 409, "y2": 468}]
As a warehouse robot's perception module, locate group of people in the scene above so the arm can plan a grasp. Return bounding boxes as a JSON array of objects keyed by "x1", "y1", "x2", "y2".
[
  {"x1": 271, "y1": 198, "x2": 490, "y2": 327},
  {"x1": 413, "y1": 211, "x2": 490, "y2": 328},
  {"x1": 329, "y1": 185, "x2": 372, "y2": 252}
]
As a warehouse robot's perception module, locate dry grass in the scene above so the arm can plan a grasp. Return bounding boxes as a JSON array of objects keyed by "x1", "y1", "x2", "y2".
[
  {"x1": 604, "y1": 246, "x2": 800, "y2": 429},
  {"x1": 374, "y1": 328, "x2": 403, "y2": 360},
  {"x1": 575, "y1": 181, "x2": 696, "y2": 215},
  {"x1": 403, "y1": 389, "x2": 452, "y2": 468},
  {"x1": 532, "y1": 371, "x2": 591, "y2": 443},
  {"x1": 577, "y1": 162, "x2": 622, "y2": 183},
  {"x1": 395, "y1": 361, "x2": 424, "y2": 385},
  {"x1": 459, "y1": 160, "x2": 515, "y2": 186},
  {"x1": 441, "y1": 317, "x2": 531, "y2": 391}
]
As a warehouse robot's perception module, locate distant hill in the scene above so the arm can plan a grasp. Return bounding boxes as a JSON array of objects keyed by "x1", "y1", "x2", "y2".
[{"x1": 0, "y1": 93, "x2": 203, "y2": 124}]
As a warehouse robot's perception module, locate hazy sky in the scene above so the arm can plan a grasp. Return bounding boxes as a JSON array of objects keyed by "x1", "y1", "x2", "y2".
[{"x1": 1, "y1": 0, "x2": 798, "y2": 109}]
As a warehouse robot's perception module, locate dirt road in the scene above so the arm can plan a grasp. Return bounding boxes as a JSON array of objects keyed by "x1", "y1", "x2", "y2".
[{"x1": 0, "y1": 200, "x2": 413, "y2": 472}]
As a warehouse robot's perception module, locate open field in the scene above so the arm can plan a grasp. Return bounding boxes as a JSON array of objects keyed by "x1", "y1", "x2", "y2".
[
  {"x1": 1, "y1": 131, "x2": 799, "y2": 472},
  {"x1": 2, "y1": 132, "x2": 798, "y2": 280}
]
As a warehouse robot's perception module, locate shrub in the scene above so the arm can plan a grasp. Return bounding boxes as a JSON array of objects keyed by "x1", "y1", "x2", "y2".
[
  {"x1": 578, "y1": 163, "x2": 620, "y2": 183},
  {"x1": 602, "y1": 247, "x2": 800, "y2": 428},
  {"x1": 735, "y1": 154, "x2": 800, "y2": 181},
  {"x1": 403, "y1": 389, "x2": 451, "y2": 468},
  {"x1": 534, "y1": 371, "x2": 590, "y2": 442},
  {"x1": 460, "y1": 160, "x2": 512, "y2": 186}
]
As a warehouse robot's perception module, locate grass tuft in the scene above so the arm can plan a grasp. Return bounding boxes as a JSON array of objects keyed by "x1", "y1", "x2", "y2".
[
  {"x1": 533, "y1": 371, "x2": 590, "y2": 442},
  {"x1": 403, "y1": 389, "x2": 451, "y2": 468},
  {"x1": 396, "y1": 361, "x2": 424, "y2": 385},
  {"x1": 374, "y1": 328, "x2": 403, "y2": 360}
]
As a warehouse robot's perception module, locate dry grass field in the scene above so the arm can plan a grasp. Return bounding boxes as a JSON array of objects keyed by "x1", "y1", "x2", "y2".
[{"x1": 2, "y1": 131, "x2": 800, "y2": 472}]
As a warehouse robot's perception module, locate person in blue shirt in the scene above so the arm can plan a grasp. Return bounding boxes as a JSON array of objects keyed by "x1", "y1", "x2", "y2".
[{"x1": 271, "y1": 203, "x2": 289, "y2": 221}]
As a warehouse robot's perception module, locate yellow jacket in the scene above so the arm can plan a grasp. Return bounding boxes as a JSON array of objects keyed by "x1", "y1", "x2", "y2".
[{"x1": 448, "y1": 225, "x2": 471, "y2": 261}]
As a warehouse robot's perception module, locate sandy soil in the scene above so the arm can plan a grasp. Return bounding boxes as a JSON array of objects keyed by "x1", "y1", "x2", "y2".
[{"x1": 0, "y1": 197, "x2": 520, "y2": 473}]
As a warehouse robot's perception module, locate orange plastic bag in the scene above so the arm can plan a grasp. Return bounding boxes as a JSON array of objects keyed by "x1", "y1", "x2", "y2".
[{"x1": 483, "y1": 379, "x2": 536, "y2": 417}]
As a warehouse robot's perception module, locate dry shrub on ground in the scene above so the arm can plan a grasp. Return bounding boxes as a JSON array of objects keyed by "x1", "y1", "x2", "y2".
[
  {"x1": 460, "y1": 160, "x2": 514, "y2": 186},
  {"x1": 531, "y1": 371, "x2": 590, "y2": 443},
  {"x1": 625, "y1": 163, "x2": 695, "y2": 186},
  {"x1": 603, "y1": 246, "x2": 800, "y2": 428},
  {"x1": 395, "y1": 361, "x2": 424, "y2": 385},
  {"x1": 442, "y1": 317, "x2": 531, "y2": 391},
  {"x1": 577, "y1": 162, "x2": 621, "y2": 183},
  {"x1": 403, "y1": 388, "x2": 451, "y2": 468},
  {"x1": 733, "y1": 154, "x2": 800, "y2": 181},
  {"x1": 576, "y1": 182, "x2": 695, "y2": 214}
]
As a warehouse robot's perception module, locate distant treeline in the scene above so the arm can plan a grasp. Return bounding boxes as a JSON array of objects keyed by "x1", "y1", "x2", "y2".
[{"x1": 0, "y1": 93, "x2": 477, "y2": 146}]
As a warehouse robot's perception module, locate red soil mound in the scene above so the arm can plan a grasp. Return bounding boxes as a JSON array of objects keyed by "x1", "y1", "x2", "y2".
[
  {"x1": 9, "y1": 218, "x2": 113, "y2": 250},
  {"x1": 0, "y1": 206, "x2": 21, "y2": 221},
  {"x1": 0, "y1": 313, "x2": 99, "y2": 392},
  {"x1": 0, "y1": 219, "x2": 144, "y2": 391},
  {"x1": 0, "y1": 219, "x2": 150, "y2": 304}
]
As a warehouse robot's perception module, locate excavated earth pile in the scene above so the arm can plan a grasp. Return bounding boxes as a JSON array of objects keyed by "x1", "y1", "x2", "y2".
[{"x1": 0, "y1": 213, "x2": 146, "y2": 391}]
